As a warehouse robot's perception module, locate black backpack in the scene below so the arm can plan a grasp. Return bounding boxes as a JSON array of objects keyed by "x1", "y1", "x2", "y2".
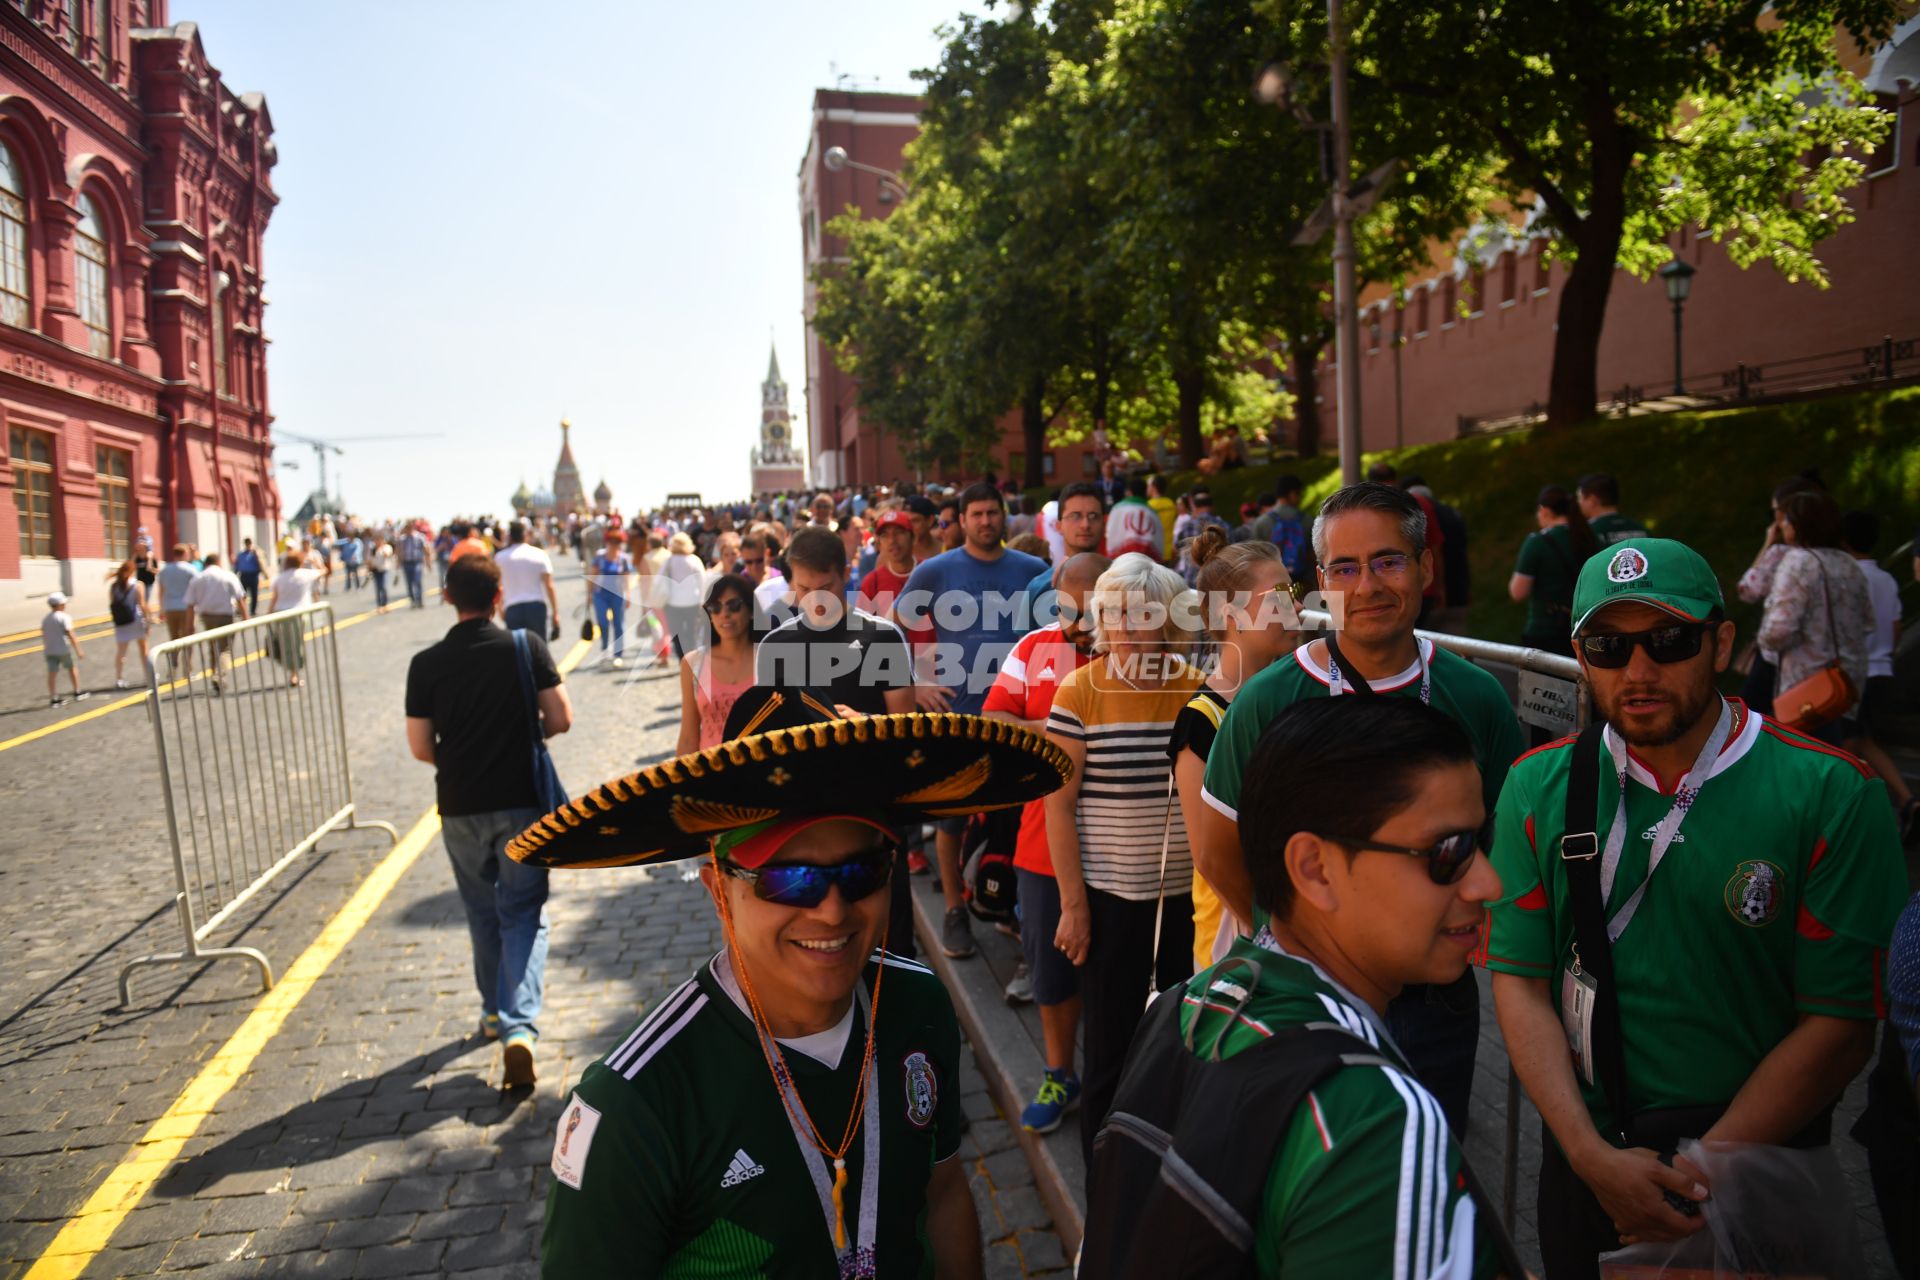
[
  {"x1": 1081, "y1": 963, "x2": 1524, "y2": 1279},
  {"x1": 961, "y1": 808, "x2": 1020, "y2": 924},
  {"x1": 109, "y1": 583, "x2": 136, "y2": 627}
]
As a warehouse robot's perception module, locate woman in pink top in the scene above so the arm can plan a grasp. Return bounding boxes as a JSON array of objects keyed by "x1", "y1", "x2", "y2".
[{"x1": 676, "y1": 573, "x2": 757, "y2": 753}]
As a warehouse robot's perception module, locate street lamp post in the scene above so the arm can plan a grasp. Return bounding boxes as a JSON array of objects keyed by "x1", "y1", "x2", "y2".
[
  {"x1": 823, "y1": 145, "x2": 910, "y2": 204},
  {"x1": 1659, "y1": 258, "x2": 1696, "y2": 397},
  {"x1": 1325, "y1": 0, "x2": 1362, "y2": 486}
]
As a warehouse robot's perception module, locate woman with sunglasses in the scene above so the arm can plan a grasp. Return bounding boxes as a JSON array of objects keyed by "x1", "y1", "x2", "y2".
[
  {"x1": 676, "y1": 574, "x2": 757, "y2": 754},
  {"x1": 1170, "y1": 530, "x2": 1299, "y2": 973},
  {"x1": 1083, "y1": 695, "x2": 1520, "y2": 1280},
  {"x1": 521, "y1": 690, "x2": 1068, "y2": 1279}
]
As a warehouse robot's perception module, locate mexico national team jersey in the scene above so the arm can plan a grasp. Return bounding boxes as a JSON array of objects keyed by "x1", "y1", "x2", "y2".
[
  {"x1": 1179, "y1": 935, "x2": 1500, "y2": 1279},
  {"x1": 1202, "y1": 637, "x2": 1526, "y2": 823},
  {"x1": 1486, "y1": 700, "x2": 1906, "y2": 1139},
  {"x1": 544, "y1": 951, "x2": 963, "y2": 1278}
]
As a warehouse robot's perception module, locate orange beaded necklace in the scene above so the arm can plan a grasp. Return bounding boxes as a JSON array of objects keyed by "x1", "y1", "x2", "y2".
[{"x1": 710, "y1": 849, "x2": 888, "y2": 1251}]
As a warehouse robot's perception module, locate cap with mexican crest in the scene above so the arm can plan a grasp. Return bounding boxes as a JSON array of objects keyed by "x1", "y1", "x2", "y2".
[{"x1": 1572, "y1": 538, "x2": 1724, "y2": 634}]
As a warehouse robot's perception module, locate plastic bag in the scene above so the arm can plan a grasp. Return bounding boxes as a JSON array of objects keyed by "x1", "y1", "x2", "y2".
[{"x1": 1597, "y1": 1139, "x2": 1869, "y2": 1279}]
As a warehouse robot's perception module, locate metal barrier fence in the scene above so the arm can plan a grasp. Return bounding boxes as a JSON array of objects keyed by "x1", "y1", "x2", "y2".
[
  {"x1": 1304, "y1": 611, "x2": 1589, "y2": 1228},
  {"x1": 118, "y1": 601, "x2": 398, "y2": 1002}
]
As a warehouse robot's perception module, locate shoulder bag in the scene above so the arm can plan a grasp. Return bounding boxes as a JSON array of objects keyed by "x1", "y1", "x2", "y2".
[
  {"x1": 511, "y1": 629, "x2": 569, "y2": 814},
  {"x1": 1772, "y1": 552, "x2": 1857, "y2": 733}
]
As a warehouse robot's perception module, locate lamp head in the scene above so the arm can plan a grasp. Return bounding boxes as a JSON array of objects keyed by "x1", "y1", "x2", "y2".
[
  {"x1": 824, "y1": 145, "x2": 849, "y2": 172},
  {"x1": 1659, "y1": 257, "x2": 1696, "y2": 304}
]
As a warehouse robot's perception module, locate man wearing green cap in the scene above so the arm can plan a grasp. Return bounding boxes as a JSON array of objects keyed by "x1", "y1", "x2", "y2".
[{"x1": 1487, "y1": 537, "x2": 1906, "y2": 1279}]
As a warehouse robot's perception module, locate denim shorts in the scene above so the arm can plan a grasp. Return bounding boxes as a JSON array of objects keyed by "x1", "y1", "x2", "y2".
[{"x1": 1017, "y1": 869, "x2": 1079, "y2": 1006}]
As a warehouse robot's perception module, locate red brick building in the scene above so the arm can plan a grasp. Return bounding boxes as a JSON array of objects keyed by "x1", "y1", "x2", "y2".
[{"x1": 0, "y1": 1, "x2": 277, "y2": 629}]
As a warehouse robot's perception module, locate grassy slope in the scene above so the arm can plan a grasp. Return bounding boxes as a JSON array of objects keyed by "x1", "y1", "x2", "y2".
[{"x1": 1144, "y1": 387, "x2": 1920, "y2": 644}]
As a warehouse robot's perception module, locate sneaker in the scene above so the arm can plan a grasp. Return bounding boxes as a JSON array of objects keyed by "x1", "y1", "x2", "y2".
[
  {"x1": 49, "y1": 696, "x2": 65, "y2": 708},
  {"x1": 74, "y1": 690, "x2": 90, "y2": 702},
  {"x1": 995, "y1": 920, "x2": 1022, "y2": 940},
  {"x1": 115, "y1": 678, "x2": 129, "y2": 689},
  {"x1": 907, "y1": 850, "x2": 931, "y2": 876},
  {"x1": 1004, "y1": 962, "x2": 1033, "y2": 1006},
  {"x1": 1021, "y1": 1070, "x2": 1081, "y2": 1134},
  {"x1": 941, "y1": 906, "x2": 976, "y2": 959},
  {"x1": 609, "y1": 656, "x2": 626, "y2": 670},
  {"x1": 480, "y1": 1013, "x2": 501, "y2": 1041},
  {"x1": 502, "y1": 1031, "x2": 536, "y2": 1087}
]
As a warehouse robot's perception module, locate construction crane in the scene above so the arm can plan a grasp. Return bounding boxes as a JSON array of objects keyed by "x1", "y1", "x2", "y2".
[{"x1": 273, "y1": 431, "x2": 443, "y2": 512}]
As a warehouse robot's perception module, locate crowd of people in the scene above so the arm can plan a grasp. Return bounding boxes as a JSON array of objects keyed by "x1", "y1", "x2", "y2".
[{"x1": 382, "y1": 461, "x2": 1920, "y2": 1279}]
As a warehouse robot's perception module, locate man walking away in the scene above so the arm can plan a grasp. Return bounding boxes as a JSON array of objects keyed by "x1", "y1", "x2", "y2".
[
  {"x1": 1576, "y1": 472, "x2": 1649, "y2": 546},
  {"x1": 1488, "y1": 537, "x2": 1904, "y2": 1279},
  {"x1": 400, "y1": 524, "x2": 429, "y2": 608},
  {"x1": 405, "y1": 555, "x2": 573, "y2": 1086},
  {"x1": 156, "y1": 544, "x2": 201, "y2": 679},
  {"x1": 1104, "y1": 476, "x2": 1163, "y2": 562},
  {"x1": 497, "y1": 520, "x2": 559, "y2": 636},
  {"x1": 1266, "y1": 474, "x2": 1310, "y2": 579},
  {"x1": 369, "y1": 536, "x2": 395, "y2": 609},
  {"x1": 184, "y1": 551, "x2": 248, "y2": 693},
  {"x1": 234, "y1": 538, "x2": 264, "y2": 615}
]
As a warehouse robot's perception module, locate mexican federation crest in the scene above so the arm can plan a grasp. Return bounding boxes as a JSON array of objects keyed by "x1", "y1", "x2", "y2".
[
  {"x1": 1724, "y1": 859, "x2": 1785, "y2": 927},
  {"x1": 1607, "y1": 546, "x2": 1650, "y2": 583},
  {"x1": 903, "y1": 1051, "x2": 938, "y2": 1129}
]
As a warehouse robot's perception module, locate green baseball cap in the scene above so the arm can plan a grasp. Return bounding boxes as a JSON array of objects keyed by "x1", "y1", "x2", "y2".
[{"x1": 1571, "y1": 537, "x2": 1724, "y2": 633}]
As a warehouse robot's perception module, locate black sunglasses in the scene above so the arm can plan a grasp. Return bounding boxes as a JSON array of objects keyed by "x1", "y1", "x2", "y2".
[
  {"x1": 1577, "y1": 622, "x2": 1712, "y2": 670},
  {"x1": 705, "y1": 596, "x2": 748, "y2": 616},
  {"x1": 721, "y1": 845, "x2": 895, "y2": 907},
  {"x1": 1321, "y1": 830, "x2": 1481, "y2": 885}
]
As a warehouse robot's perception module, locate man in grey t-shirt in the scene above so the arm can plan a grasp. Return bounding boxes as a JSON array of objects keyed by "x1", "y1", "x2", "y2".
[{"x1": 155, "y1": 544, "x2": 202, "y2": 677}]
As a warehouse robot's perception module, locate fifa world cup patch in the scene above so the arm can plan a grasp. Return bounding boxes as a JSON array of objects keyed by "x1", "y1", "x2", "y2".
[
  {"x1": 903, "y1": 1051, "x2": 938, "y2": 1129},
  {"x1": 551, "y1": 1095, "x2": 602, "y2": 1190},
  {"x1": 1724, "y1": 859, "x2": 1785, "y2": 927}
]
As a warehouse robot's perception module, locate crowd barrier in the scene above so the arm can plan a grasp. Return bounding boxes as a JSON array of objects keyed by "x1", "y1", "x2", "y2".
[
  {"x1": 118, "y1": 602, "x2": 398, "y2": 1003},
  {"x1": 1305, "y1": 610, "x2": 1590, "y2": 1227}
]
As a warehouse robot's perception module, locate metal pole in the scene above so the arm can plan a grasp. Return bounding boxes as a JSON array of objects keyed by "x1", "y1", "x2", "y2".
[
  {"x1": 1671, "y1": 298, "x2": 1685, "y2": 396},
  {"x1": 1329, "y1": 0, "x2": 1363, "y2": 485}
]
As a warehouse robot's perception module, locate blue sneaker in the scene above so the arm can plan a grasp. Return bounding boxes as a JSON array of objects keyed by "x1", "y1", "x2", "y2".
[
  {"x1": 1021, "y1": 1070, "x2": 1080, "y2": 1134},
  {"x1": 480, "y1": 1013, "x2": 501, "y2": 1041}
]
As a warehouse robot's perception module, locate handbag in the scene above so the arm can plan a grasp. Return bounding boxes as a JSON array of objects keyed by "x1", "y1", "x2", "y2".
[
  {"x1": 580, "y1": 616, "x2": 595, "y2": 643},
  {"x1": 511, "y1": 628, "x2": 569, "y2": 814},
  {"x1": 1772, "y1": 553, "x2": 1857, "y2": 733}
]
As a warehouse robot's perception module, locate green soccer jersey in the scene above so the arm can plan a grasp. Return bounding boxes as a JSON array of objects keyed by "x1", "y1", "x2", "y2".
[
  {"x1": 1179, "y1": 935, "x2": 1501, "y2": 1279},
  {"x1": 1486, "y1": 700, "x2": 1906, "y2": 1139},
  {"x1": 1513, "y1": 525, "x2": 1584, "y2": 642},
  {"x1": 543, "y1": 950, "x2": 963, "y2": 1278},
  {"x1": 1588, "y1": 512, "x2": 1649, "y2": 546},
  {"x1": 1202, "y1": 637, "x2": 1526, "y2": 823}
]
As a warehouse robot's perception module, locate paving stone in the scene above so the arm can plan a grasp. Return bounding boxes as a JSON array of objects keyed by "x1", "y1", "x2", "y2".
[
  {"x1": 160, "y1": 1231, "x2": 257, "y2": 1270},
  {"x1": 440, "y1": 1230, "x2": 535, "y2": 1272},
  {"x1": 446, "y1": 1168, "x2": 530, "y2": 1207},
  {"x1": 322, "y1": 1212, "x2": 414, "y2": 1250},
  {"x1": 982, "y1": 1147, "x2": 1037, "y2": 1189},
  {"x1": 410, "y1": 1204, "x2": 506, "y2": 1241},
  {"x1": 201, "y1": 1190, "x2": 298, "y2": 1233},
  {"x1": 1018, "y1": 1226, "x2": 1068, "y2": 1271},
  {"x1": 351, "y1": 1239, "x2": 446, "y2": 1278},
  {"x1": 374, "y1": 1174, "x2": 453, "y2": 1216}
]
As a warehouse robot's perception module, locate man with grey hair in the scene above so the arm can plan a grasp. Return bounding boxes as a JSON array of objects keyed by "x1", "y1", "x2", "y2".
[{"x1": 1194, "y1": 480, "x2": 1524, "y2": 1132}]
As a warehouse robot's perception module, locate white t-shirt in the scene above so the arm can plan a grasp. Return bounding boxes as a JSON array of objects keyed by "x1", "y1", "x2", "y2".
[
  {"x1": 495, "y1": 543, "x2": 554, "y2": 606},
  {"x1": 40, "y1": 610, "x2": 75, "y2": 656},
  {"x1": 1858, "y1": 554, "x2": 1902, "y2": 680},
  {"x1": 662, "y1": 552, "x2": 707, "y2": 607},
  {"x1": 184, "y1": 565, "x2": 245, "y2": 615},
  {"x1": 271, "y1": 567, "x2": 322, "y2": 612}
]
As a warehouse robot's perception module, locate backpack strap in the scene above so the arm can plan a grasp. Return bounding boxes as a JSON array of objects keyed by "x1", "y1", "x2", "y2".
[{"x1": 1561, "y1": 723, "x2": 1635, "y2": 1144}]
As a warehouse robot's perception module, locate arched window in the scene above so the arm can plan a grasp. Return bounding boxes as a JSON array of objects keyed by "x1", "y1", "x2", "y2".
[
  {"x1": 65, "y1": 0, "x2": 81, "y2": 54},
  {"x1": 212, "y1": 269, "x2": 230, "y2": 396},
  {"x1": 0, "y1": 143, "x2": 28, "y2": 328},
  {"x1": 75, "y1": 193, "x2": 111, "y2": 357}
]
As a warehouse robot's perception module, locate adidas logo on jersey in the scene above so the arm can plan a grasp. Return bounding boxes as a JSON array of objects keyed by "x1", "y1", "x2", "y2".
[{"x1": 720, "y1": 1148, "x2": 765, "y2": 1188}]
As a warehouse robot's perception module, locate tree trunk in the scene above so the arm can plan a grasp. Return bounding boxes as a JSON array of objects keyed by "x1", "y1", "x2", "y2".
[
  {"x1": 1545, "y1": 106, "x2": 1630, "y2": 428},
  {"x1": 1174, "y1": 366, "x2": 1205, "y2": 467},
  {"x1": 1021, "y1": 378, "x2": 1047, "y2": 490},
  {"x1": 1290, "y1": 340, "x2": 1326, "y2": 457}
]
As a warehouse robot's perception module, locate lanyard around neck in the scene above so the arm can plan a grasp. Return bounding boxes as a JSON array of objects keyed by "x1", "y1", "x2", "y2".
[
  {"x1": 1326, "y1": 634, "x2": 1430, "y2": 706},
  {"x1": 1598, "y1": 700, "x2": 1734, "y2": 942}
]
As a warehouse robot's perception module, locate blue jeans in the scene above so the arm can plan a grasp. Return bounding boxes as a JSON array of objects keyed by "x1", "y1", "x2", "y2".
[
  {"x1": 594, "y1": 595, "x2": 626, "y2": 656},
  {"x1": 402, "y1": 560, "x2": 425, "y2": 607},
  {"x1": 372, "y1": 570, "x2": 389, "y2": 608},
  {"x1": 440, "y1": 809, "x2": 550, "y2": 1040},
  {"x1": 503, "y1": 601, "x2": 548, "y2": 635}
]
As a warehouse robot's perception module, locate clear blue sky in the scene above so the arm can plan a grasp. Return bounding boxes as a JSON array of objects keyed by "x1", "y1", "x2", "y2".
[{"x1": 176, "y1": 0, "x2": 975, "y2": 523}]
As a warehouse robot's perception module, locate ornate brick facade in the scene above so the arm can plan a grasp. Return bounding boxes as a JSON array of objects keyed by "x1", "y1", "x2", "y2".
[{"x1": 0, "y1": 0, "x2": 277, "y2": 627}]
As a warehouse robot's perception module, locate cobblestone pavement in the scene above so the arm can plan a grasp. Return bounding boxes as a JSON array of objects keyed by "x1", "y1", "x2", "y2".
[{"x1": 0, "y1": 566, "x2": 1071, "y2": 1277}]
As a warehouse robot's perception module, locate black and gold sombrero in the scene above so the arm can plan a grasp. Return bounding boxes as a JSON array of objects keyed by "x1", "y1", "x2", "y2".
[{"x1": 504, "y1": 687, "x2": 1072, "y2": 869}]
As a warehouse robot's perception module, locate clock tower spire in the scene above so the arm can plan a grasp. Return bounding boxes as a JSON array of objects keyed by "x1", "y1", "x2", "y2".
[{"x1": 749, "y1": 340, "x2": 805, "y2": 495}]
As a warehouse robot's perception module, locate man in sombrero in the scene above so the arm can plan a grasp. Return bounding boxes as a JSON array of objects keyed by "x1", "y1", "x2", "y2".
[{"x1": 516, "y1": 688, "x2": 1070, "y2": 1278}]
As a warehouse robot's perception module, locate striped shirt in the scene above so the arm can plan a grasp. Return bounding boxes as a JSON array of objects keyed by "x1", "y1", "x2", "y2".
[{"x1": 1047, "y1": 655, "x2": 1206, "y2": 901}]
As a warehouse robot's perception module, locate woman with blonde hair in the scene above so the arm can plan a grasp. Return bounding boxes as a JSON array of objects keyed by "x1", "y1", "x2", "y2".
[
  {"x1": 660, "y1": 531, "x2": 708, "y2": 662},
  {"x1": 1167, "y1": 528, "x2": 1301, "y2": 971},
  {"x1": 106, "y1": 558, "x2": 152, "y2": 688},
  {"x1": 1044, "y1": 552, "x2": 1207, "y2": 1164}
]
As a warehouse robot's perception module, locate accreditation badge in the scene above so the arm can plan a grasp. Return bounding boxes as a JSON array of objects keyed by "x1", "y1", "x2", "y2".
[{"x1": 1560, "y1": 965, "x2": 1599, "y2": 1088}]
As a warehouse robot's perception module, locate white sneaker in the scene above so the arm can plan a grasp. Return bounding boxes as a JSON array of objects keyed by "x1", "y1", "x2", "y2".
[
  {"x1": 115, "y1": 678, "x2": 129, "y2": 689},
  {"x1": 609, "y1": 656, "x2": 625, "y2": 669}
]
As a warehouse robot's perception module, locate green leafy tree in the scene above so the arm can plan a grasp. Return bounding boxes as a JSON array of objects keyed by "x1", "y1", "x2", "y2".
[{"x1": 1257, "y1": 0, "x2": 1901, "y2": 427}]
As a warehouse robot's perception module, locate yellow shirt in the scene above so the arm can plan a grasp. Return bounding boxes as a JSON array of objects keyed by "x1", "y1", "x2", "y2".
[{"x1": 1149, "y1": 496, "x2": 1177, "y2": 560}]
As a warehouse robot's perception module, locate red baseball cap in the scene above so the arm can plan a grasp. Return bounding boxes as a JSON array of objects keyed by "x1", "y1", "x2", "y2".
[{"x1": 872, "y1": 509, "x2": 913, "y2": 535}]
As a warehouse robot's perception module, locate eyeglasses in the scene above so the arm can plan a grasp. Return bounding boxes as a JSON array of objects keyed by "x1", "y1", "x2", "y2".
[
  {"x1": 1319, "y1": 829, "x2": 1481, "y2": 885},
  {"x1": 1577, "y1": 622, "x2": 1712, "y2": 669},
  {"x1": 1321, "y1": 554, "x2": 1413, "y2": 586},
  {"x1": 720, "y1": 845, "x2": 896, "y2": 907},
  {"x1": 742, "y1": 556, "x2": 766, "y2": 568},
  {"x1": 936, "y1": 518, "x2": 954, "y2": 528},
  {"x1": 705, "y1": 597, "x2": 748, "y2": 616}
]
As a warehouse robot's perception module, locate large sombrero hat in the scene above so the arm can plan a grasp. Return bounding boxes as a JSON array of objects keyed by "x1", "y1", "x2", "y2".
[{"x1": 504, "y1": 686, "x2": 1072, "y2": 869}]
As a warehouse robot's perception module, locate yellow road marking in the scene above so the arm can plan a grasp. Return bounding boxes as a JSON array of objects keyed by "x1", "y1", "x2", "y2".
[
  {"x1": 0, "y1": 611, "x2": 110, "y2": 643},
  {"x1": 0, "y1": 604, "x2": 405, "y2": 755},
  {"x1": 26, "y1": 630, "x2": 594, "y2": 1275},
  {"x1": 23, "y1": 810, "x2": 445, "y2": 1278}
]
